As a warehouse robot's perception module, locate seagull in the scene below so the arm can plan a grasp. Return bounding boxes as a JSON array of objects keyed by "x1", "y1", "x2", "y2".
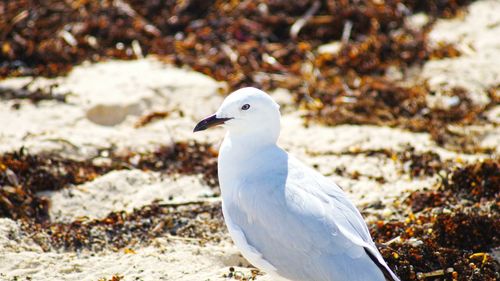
[{"x1": 194, "y1": 87, "x2": 400, "y2": 281}]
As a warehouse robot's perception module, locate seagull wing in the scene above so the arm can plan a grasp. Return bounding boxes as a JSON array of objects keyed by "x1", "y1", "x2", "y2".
[
  {"x1": 287, "y1": 156, "x2": 401, "y2": 281},
  {"x1": 224, "y1": 151, "x2": 399, "y2": 281}
]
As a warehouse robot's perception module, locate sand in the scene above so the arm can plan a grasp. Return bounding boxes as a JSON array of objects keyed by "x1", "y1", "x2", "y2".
[{"x1": 0, "y1": 1, "x2": 499, "y2": 280}]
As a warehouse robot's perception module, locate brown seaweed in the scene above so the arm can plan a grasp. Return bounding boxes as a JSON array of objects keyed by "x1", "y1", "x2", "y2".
[
  {"x1": 0, "y1": 141, "x2": 219, "y2": 222},
  {"x1": 2, "y1": 1, "x2": 491, "y2": 151},
  {"x1": 373, "y1": 159, "x2": 500, "y2": 281}
]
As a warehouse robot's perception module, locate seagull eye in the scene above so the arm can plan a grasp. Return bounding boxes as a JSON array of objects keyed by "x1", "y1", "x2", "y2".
[{"x1": 241, "y1": 104, "x2": 250, "y2": 110}]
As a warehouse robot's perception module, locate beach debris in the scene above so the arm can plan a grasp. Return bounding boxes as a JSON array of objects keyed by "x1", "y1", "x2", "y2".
[
  {"x1": 416, "y1": 269, "x2": 445, "y2": 280},
  {"x1": 0, "y1": 142, "x2": 223, "y2": 251},
  {"x1": 115, "y1": 141, "x2": 219, "y2": 188},
  {"x1": 1, "y1": 1, "x2": 492, "y2": 150},
  {"x1": 0, "y1": 148, "x2": 112, "y2": 221},
  {"x1": 302, "y1": 81, "x2": 496, "y2": 152},
  {"x1": 0, "y1": 79, "x2": 69, "y2": 103},
  {"x1": 223, "y1": 266, "x2": 261, "y2": 280},
  {"x1": 0, "y1": 141, "x2": 219, "y2": 222},
  {"x1": 318, "y1": 145, "x2": 458, "y2": 182},
  {"x1": 97, "y1": 274, "x2": 124, "y2": 281},
  {"x1": 1, "y1": 0, "x2": 470, "y2": 80},
  {"x1": 1, "y1": 1, "x2": 498, "y2": 279},
  {"x1": 373, "y1": 159, "x2": 500, "y2": 280},
  {"x1": 22, "y1": 201, "x2": 224, "y2": 251},
  {"x1": 134, "y1": 111, "x2": 169, "y2": 128},
  {"x1": 3, "y1": 150, "x2": 497, "y2": 280}
]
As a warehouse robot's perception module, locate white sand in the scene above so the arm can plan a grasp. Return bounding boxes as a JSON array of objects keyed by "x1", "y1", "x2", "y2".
[
  {"x1": 0, "y1": 218, "x2": 259, "y2": 281},
  {"x1": 44, "y1": 170, "x2": 215, "y2": 223},
  {"x1": 0, "y1": 1, "x2": 499, "y2": 280},
  {"x1": 0, "y1": 59, "x2": 225, "y2": 159},
  {"x1": 423, "y1": 0, "x2": 500, "y2": 105}
]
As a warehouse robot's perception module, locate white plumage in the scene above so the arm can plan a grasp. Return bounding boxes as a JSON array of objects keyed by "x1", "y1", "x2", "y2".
[{"x1": 194, "y1": 87, "x2": 400, "y2": 281}]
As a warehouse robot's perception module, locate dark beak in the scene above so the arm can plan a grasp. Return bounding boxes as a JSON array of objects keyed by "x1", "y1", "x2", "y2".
[{"x1": 193, "y1": 114, "x2": 232, "y2": 132}]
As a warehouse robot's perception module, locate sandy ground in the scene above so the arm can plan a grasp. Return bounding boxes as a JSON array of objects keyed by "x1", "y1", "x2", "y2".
[{"x1": 0, "y1": 1, "x2": 499, "y2": 280}]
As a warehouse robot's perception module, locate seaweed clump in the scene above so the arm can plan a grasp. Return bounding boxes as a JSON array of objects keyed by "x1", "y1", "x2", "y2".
[
  {"x1": 302, "y1": 80, "x2": 495, "y2": 152},
  {"x1": 0, "y1": 141, "x2": 219, "y2": 223},
  {"x1": 0, "y1": 79, "x2": 69, "y2": 104},
  {"x1": 0, "y1": 148, "x2": 112, "y2": 222},
  {"x1": 22, "y1": 201, "x2": 224, "y2": 251},
  {"x1": 2, "y1": 1, "x2": 491, "y2": 150},
  {"x1": 0, "y1": 1, "x2": 470, "y2": 79},
  {"x1": 371, "y1": 160, "x2": 500, "y2": 281},
  {"x1": 0, "y1": 141, "x2": 222, "y2": 251},
  {"x1": 327, "y1": 145, "x2": 455, "y2": 183},
  {"x1": 398, "y1": 146, "x2": 447, "y2": 178},
  {"x1": 115, "y1": 141, "x2": 219, "y2": 188}
]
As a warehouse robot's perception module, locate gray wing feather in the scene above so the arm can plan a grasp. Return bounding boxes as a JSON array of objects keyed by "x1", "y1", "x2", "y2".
[
  {"x1": 225, "y1": 153, "x2": 398, "y2": 281},
  {"x1": 288, "y1": 156, "x2": 401, "y2": 281}
]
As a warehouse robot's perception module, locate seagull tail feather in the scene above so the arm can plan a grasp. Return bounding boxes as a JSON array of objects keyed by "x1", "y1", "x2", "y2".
[{"x1": 364, "y1": 247, "x2": 401, "y2": 281}]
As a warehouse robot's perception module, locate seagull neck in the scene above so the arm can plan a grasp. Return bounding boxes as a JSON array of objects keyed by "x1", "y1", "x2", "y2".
[
  {"x1": 221, "y1": 131, "x2": 278, "y2": 161},
  {"x1": 218, "y1": 130, "x2": 281, "y2": 196},
  {"x1": 218, "y1": 131, "x2": 277, "y2": 193},
  {"x1": 230, "y1": 130, "x2": 277, "y2": 147}
]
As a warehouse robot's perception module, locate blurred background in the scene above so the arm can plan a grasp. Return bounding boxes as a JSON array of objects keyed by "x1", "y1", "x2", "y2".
[{"x1": 0, "y1": 1, "x2": 499, "y2": 281}]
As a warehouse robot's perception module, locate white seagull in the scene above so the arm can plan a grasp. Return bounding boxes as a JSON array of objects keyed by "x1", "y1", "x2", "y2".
[{"x1": 194, "y1": 87, "x2": 400, "y2": 281}]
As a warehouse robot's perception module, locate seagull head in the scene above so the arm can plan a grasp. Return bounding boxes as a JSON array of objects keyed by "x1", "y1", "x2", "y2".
[{"x1": 194, "y1": 87, "x2": 281, "y2": 142}]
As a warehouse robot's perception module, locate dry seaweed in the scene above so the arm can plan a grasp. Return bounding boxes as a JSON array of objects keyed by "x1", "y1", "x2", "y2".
[
  {"x1": 1, "y1": 141, "x2": 221, "y2": 251},
  {"x1": 2, "y1": 151, "x2": 499, "y2": 280},
  {"x1": 301, "y1": 78, "x2": 495, "y2": 151},
  {"x1": 97, "y1": 274, "x2": 124, "y2": 281},
  {"x1": 318, "y1": 145, "x2": 454, "y2": 180},
  {"x1": 22, "y1": 201, "x2": 224, "y2": 251},
  {"x1": 398, "y1": 147, "x2": 446, "y2": 178},
  {"x1": 441, "y1": 159, "x2": 499, "y2": 202},
  {"x1": 407, "y1": 159, "x2": 499, "y2": 212},
  {"x1": 223, "y1": 266, "x2": 261, "y2": 280},
  {"x1": 372, "y1": 159, "x2": 500, "y2": 281},
  {"x1": 0, "y1": 1, "x2": 470, "y2": 81},
  {"x1": 2, "y1": 0, "x2": 490, "y2": 150},
  {"x1": 0, "y1": 148, "x2": 112, "y2": 222},
  {"x1": 114, "y1": 141, "x2": 219, "y2": 188},
  {"x1": 0, "y1": 141, "x2": 219, "y2": 222},
  {"x1": 0, "y1": 79, "x2": 69, "y2": 103},
  {"x1": 134, "y1": 111, "x2": 169, "y2": 128},
  {"x1": 0, "y1": 0, "x2": 470, "y2": 78}
]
